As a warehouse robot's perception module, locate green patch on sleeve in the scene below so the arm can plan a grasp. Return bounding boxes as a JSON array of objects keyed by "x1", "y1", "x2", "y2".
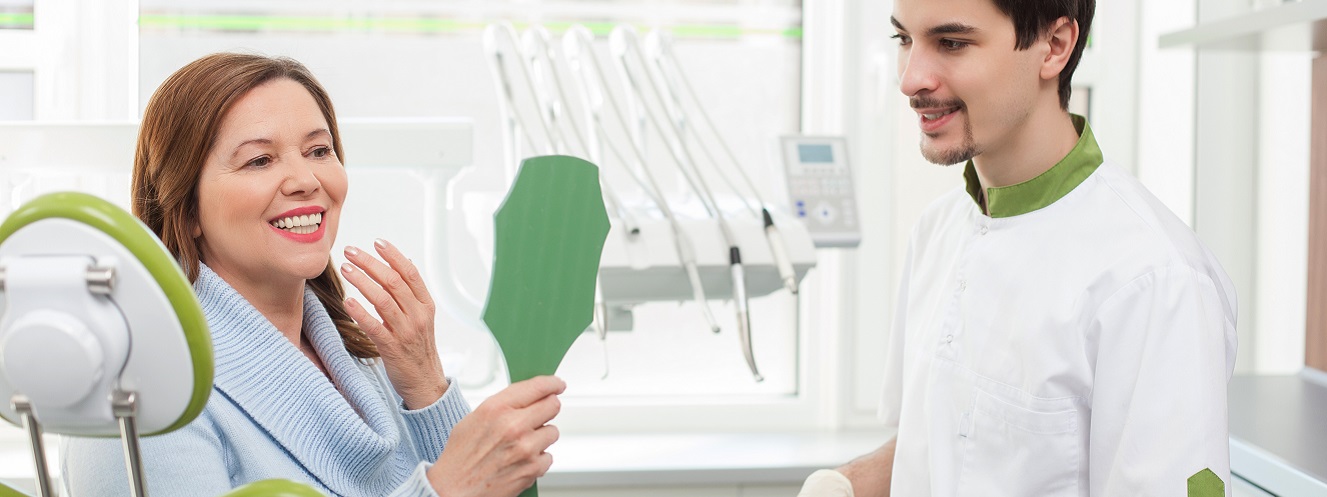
[{"x1": 1188, "y1": 468, "x2": 1225, "y2": 497}]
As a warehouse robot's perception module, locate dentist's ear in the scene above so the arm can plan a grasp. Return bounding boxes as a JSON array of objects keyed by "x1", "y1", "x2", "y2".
[{"x1": 1040, "y1": 17, "x2": 1079, "y2": 82}]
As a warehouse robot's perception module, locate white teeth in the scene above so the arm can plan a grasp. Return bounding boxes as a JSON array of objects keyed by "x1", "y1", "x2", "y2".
[
  {"x1": 923, "y1": 108, "x2": 958, "y2": 120},
  {"x1": 270, "y1": 212, "x2": 323, "y2": 232}
]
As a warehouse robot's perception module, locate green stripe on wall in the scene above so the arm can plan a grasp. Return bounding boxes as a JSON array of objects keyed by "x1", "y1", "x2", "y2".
[
  {"x1": 139, "y1": 14, "x2": 801, "y2": 40},
  {"x1": 0, "y1": 12, "x2": 34, "y2": 29}
]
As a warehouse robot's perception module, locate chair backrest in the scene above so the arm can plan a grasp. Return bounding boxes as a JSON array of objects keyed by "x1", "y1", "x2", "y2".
[{"x1": 0, "y1": 192, "x2": 322, "y2": 497}]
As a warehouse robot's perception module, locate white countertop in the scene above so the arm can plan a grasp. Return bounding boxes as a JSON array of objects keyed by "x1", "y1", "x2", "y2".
[
  {"x1": 541, "y1": 430, "x2": 893, "y2": 488},
  {"x1": 1227, "y1": 373, "x2": 1327, "y2": 497}
]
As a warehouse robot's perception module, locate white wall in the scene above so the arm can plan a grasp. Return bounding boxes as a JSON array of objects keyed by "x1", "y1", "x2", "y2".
[
  {"x1": 1135, "y1": 0, "x2": 1197, "y2": 222},
  {"x1": 1253, "y1": 52, "x2": 1310, "y2": 374}
]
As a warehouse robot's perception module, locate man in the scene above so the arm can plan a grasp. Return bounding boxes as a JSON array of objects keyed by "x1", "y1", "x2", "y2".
[{"x1": 798, "y1": 0, "x2": 1238, "y2": 496}]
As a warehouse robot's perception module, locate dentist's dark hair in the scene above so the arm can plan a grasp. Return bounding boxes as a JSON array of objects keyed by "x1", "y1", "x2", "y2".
[
  {"x1": 132, "y1": 52, "x2": 378, "y2": 359},
  {"x1": 995, "y1": 0, "x2": 1094, "y2": 109}
]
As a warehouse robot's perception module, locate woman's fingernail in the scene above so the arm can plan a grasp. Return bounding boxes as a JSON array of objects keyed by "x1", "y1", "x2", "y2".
[
  {"x1": 345, "y1": 246, "x2": 360, "y2": 257},
  {"x1": 374, "y1": 238, "x2": 388, "y2": 250},
  {"x1": 341, "y1": 262, "x2": 355, "y2": 274}
]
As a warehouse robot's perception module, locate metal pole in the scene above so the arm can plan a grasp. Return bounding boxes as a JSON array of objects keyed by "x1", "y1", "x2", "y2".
[
  {"x1": 12, "y1": 395, "x2": 54, "y2": 497},
  {"x1": 113, "y1": 390, "x2": 149, "y2": 497}
]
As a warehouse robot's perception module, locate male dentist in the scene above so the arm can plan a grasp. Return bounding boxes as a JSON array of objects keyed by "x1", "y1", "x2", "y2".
[{"x1": 799, "y1": 0, "x2": 1238, "y2": 495}]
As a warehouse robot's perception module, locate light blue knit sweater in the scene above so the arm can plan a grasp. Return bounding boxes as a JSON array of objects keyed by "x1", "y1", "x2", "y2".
[{"x1": 61, "y1": 264, "x2": 472, "y2": 497}]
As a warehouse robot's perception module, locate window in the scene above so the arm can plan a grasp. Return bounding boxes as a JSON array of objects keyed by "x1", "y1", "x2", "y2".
[
  {"x1": 0, "y1": 71, "x2": 33, "y2": 120},
  {"x1": 0, "y1": 0, "x2": 33, "y2": 120},
  {"x1": 136, "y1": 0, "x2": 806, "y2": 429},
  {"x1": 0, "y1": 0, "x2": 33, "y2": 30}
]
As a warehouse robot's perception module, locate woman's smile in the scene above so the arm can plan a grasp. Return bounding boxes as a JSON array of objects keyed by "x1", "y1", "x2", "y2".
[{"x1": 269, "y1": 206, "x2": 327, "y2": 242}]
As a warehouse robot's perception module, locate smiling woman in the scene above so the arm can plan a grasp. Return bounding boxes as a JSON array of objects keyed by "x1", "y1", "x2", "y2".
[
  {"x1": 195, "y1": 77, "x2": 351, "y2": 380},
  {"x1": 61, "y1": 53, "x2": 566, "y2": 497},
  {"x1": 131, "y1": 54, "x2": 372, "y2": 360}
]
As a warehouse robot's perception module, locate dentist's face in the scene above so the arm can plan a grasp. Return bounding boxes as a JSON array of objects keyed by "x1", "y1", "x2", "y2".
[
  {"x1": 893, "y1": 0, "x2": 1042, "y2": 165},
  {"x1": 195, "y1": 78, "x2": 347, "y2": 286}
]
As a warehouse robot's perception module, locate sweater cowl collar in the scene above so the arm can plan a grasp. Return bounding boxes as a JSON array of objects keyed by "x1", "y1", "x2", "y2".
[{"x1": 194, "y1": 264, "x2": 413, "y2": 494}]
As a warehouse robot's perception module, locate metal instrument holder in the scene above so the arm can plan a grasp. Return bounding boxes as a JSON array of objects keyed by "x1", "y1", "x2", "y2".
[
  {"x1": 12, "y1": 390, "x2": 150, "y2": 497},
  {"x1": 2, "y1": 260, "x2": 150, "y2": 497},
  {"x1": 113, "y1": 390, "x2": 149, "y2": 497},
  {"x1": 12, "y1": 395, "x2": 53, "y2": 497}
]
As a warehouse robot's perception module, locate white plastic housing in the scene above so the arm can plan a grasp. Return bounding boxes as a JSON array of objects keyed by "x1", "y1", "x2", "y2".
[{"x1": 0, "y1": 219, "x2": 194, "y2": 435}]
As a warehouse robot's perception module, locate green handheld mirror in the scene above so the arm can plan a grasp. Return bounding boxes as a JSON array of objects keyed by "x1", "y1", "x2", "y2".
[{"x1": 481, "y1": 155, "x2": 610, "y2": 497}]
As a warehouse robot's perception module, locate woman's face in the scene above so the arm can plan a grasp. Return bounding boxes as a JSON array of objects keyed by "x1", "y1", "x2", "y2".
[{"x1": 195, "y1": 77, "x2": 347, "y2": 288}]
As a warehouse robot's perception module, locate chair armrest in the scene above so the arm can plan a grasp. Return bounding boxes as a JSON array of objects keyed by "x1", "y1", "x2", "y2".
[
  {"x1": 0, "y1": 480, "x2": 31, "y2": 497},
  {"x1": 220, "y1": 479, "x2": 326, "y2": 497}
]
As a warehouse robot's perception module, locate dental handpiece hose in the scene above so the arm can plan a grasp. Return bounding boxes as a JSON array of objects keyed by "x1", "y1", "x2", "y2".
[
  {"x1": 763, "y1": 209, "x2": 798, "y2": 294},
  {"x1": 593, "y1": 279, "x2": 610, "y2": 378},
  {"x1": 729, "y1": 247, "x2": 762, "y2": 382},
  {"x1": 676, "y1": 228, "x2": 721, "y2": 333}
]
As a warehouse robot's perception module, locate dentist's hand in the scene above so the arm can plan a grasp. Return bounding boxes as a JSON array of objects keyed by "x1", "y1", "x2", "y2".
[
  {"x1": 429, "y1": 376, "x2": 565, "y2": 497},
  {"x1": 341, "y1": 238, "x2": 448, "y2": 409}
]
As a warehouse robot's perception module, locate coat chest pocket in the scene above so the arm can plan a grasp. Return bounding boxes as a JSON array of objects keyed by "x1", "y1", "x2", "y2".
[{"x1": 955, "y1": 387, "x2": 1082, "y2": 497}]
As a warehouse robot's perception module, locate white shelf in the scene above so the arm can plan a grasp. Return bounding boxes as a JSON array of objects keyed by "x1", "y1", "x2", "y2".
[{"x1": 1159, "y1": 0, "x2": 1327, "y2": 51}]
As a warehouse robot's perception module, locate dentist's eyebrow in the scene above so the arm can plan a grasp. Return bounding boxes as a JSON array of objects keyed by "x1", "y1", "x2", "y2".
[
  {"x1": 890, "y1": 16, "x2": 906, "y2": 32},
  {"x1": 927, "y1": 23, "x2": 978, "y2": 37}
]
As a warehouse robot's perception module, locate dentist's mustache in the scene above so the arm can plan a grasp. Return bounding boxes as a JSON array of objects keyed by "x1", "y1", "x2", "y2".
[{"x1": 911, "y1": 97, "x2": 964, "y2": 110}]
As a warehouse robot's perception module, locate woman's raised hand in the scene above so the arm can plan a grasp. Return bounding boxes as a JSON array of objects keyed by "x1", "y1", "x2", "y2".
[
  {"x1": 341, "y1": 238, "x2": 447, "y2": 409},
  {"x1": 429, "y1": 376, "x2": 565, "y2": 497}
]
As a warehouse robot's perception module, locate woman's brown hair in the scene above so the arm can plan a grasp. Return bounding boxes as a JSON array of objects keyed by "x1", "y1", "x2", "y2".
[{"x1": 133, "y1": 52, "x2": 378, "y2": 359}]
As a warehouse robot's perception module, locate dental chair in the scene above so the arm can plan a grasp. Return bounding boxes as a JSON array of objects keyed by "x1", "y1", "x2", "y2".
[{"x1": 0, "y1": 192, "x2": 322, "y2": 497}]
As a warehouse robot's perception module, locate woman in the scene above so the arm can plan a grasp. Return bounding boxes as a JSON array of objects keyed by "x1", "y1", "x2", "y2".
[{"x1": 62, "y1": 53, "x2": 563, "y2": 497}]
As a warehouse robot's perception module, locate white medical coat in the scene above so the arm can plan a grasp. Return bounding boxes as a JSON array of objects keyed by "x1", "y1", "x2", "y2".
[{"x1": 879, "y1": 156, "x2": 1238, "y2": 497}]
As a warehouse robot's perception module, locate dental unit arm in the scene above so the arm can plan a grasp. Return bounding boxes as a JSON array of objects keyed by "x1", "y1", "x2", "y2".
[
  {"x1": 520, "y1": 26, "x2": 623, "y2": 376},
  {"x1": 609, "y1": 25, "x2": 762, "y2": 381},
  {"x1": 484, "y1": 22, "x2": 620, "y2": 377},
  {"x1": 546, "y1": 24, "x2": 817, "y2": 381},
  {"x1": 644, "y1": 29, "x2": 801, "y2": 296},
  {"x1": 558, "y1": 24, "x2": 728, "y2": 337}
]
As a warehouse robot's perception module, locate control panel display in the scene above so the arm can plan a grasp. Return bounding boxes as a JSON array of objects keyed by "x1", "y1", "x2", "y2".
[{"x1": 780, "y1": 136, "x2": 860, "y2": 248}]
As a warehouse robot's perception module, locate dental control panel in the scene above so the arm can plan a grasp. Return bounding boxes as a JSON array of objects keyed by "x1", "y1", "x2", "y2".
[{"x1": 780, "y1": 135, "x2": 860, "y2": 248}]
